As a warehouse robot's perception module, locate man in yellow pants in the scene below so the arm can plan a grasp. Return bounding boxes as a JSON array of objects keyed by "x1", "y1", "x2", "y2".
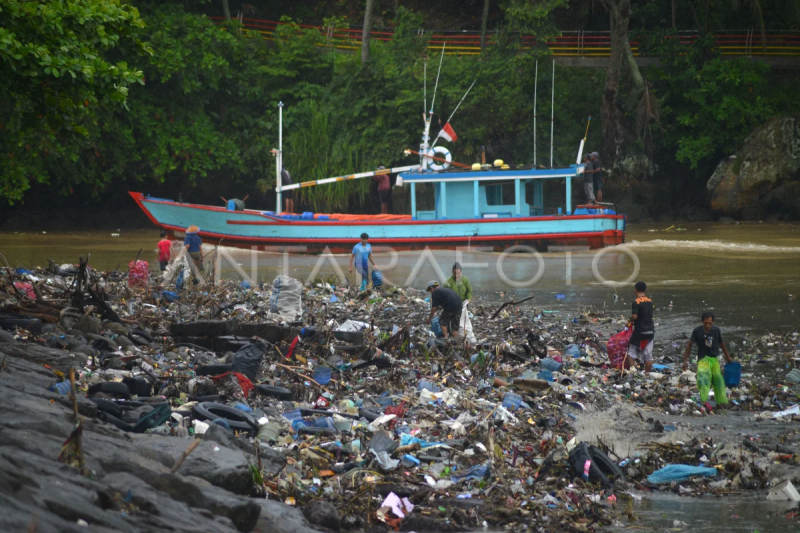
[{"x1": 682, "y1": 311, "x2": 734, "y2": 412}]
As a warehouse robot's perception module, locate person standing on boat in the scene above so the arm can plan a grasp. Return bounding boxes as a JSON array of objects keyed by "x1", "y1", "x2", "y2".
[
  {"x1": 626, "y1": 281, "x2": 654, "y2": 372},
  {"x1": 426, "y1": 281, "x2": 462, "y2": 339},
  {"x1": 349, "y1": 233, "x2": 377, "y2": 291},
  {"x1": 582, "y1": 154, "x2": 596, "y2": 204},
  {"x1": 682, "y1": 312, "x2": 734, "y2": 411},
  {"x1": 281, "y1": 168, "x2": 294, "y2": 214},
  {"x1": 372, "y1": 166, "x2": 391, "y2": 214},
  {"x1": 591, "y1": 152, "x2": 604, "y2": 203}
]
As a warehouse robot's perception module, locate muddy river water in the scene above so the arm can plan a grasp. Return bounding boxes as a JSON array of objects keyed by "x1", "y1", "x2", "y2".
[{"x1": 1, "y1": 221, "x2": 799, "y2": 530}]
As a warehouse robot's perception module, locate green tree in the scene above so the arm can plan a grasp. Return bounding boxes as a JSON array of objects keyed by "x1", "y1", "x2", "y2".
[{"x1": 0, "y1": 0, "x2": 149, "y2": 203}]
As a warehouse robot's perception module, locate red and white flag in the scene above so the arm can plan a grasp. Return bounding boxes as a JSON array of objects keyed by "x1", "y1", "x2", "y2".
[{"x1": 438, "y1": 122, "x2": 458, "y2": 143}]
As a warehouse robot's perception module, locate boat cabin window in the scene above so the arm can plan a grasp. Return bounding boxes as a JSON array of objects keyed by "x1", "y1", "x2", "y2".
[{"x1": 484, "y1": 181, "x2": 515, "y2": 205}]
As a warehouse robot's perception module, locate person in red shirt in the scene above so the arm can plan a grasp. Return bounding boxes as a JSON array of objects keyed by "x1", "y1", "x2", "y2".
[
  {"x1": 371, "y1": 166, "x2": 391, "y2": 214},
  {"x1": 157, "y1": 232, "x2": 172, "y2": 271}
]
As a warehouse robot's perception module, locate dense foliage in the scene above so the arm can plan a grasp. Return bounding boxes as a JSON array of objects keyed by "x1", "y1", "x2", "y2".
[{"x1": 1, "y1": 0, "x2": 799, "y2": 214}]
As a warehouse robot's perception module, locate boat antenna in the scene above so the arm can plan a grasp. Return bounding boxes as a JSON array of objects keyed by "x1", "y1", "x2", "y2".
[
  {"x1": 550, "y1": 59, "x2": 555, "y2": 168},
  {"x1": 576, "y1": 115, "x2": 591, "y2": 164},
  {"x1": 430, "y1": 79, "x2": 476, "y2": 150},
  {"x1": 533, "y1": 60, "x2": 538, "y2": 167},
  {"x1": 430, "y1": 43, "x2": 446, "y2": 115},
  {"x1": 423, "y1": 62, "x2": 427, "y2": 119},
  {"x1": 276, "y1": 101, "x2": 284, "y2": 214}
]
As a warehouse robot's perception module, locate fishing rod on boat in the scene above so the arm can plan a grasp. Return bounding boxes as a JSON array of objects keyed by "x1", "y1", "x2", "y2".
[
  {"x1": 403, "y1": 149, "x2": 471, "y2": 169},
  {"x1": 550, "y1": 60, "x2": 555, "y2": 168},
  {"x1": 275, "y1": 164, "x2": 420, "y2": 193},
  {"x1": 430, "y1": 79, "x2": 477, "y2": 151},
  {"x1": 533, "y1": 60, "x2": 538, "y2": 167},
  {"x1": 576, "y1": 116, "x2": 591, "y2": 165}
]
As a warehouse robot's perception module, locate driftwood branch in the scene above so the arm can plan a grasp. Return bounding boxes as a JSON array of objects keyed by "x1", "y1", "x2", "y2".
[{"x1": 490, "y1": 296, "x2": 534, "y2": 320}]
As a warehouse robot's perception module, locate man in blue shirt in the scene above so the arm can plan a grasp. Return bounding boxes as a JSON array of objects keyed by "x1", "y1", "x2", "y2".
[
  {"x1": 348, "y1": 233, "x2": 376, "y2": 291},
  {"x1": 183, "y1": 225, "x2": 204, "y2": 279}
]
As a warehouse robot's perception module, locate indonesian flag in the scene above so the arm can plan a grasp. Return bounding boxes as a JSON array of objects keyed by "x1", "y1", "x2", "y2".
[{"x1": 438, "y1": 122, "x2": 458, "y2": 143}]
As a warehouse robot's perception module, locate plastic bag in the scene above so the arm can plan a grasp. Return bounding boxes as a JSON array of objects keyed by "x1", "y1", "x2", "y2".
[
  {"x1": 127, "y1": 260, "x2": 149, "y2": 289},
  {"x1": 646, "y1": 464, "x2": 717, "y2": 484},
  {"x1": 371, "y1": 269, "x2": 383, "y2": 287},
  {"x1": 230, "y1": 340, "x2": 269, "y2": 381},
  {"x1": 607, "y1": 326, "x2": 632, "y2": 369},
  {"x1": 459, "y1": 300, "x2": 477, "y2": 344},
  {"x1": 268, "y1": 276, "x2": 303, "y2": 320}
]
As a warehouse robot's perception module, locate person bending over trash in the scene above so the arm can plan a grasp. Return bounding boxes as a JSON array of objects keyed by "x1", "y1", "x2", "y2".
[
  {"x1": 445, "y1": 262, "x2": 472, "y2": 302},
  {"x1": 682, "y1": 311, "x2": 734, "y2": 411},
  {"x1": 426, "y1": 280, "x2": 462, "y2": 338},
  {"x1": 349, "y1": 232, "x2": 377, "y2": 291},
  {"x1": 626, "y1": 281, "x2": 654, "y2": 372},
  {"x1": 183, "y1": 225, "x2": 204, "y2": 282}
]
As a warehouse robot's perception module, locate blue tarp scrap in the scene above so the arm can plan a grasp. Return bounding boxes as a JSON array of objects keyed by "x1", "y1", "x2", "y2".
[
  {"x1": 451, "y1": 462, "x2": 490, "y2": 482},
  {"x1": 646, "y1": 464, "x2": 717, "y2": 484}
]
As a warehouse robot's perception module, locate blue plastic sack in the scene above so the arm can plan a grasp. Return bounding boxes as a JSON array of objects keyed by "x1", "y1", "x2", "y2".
[
  {"x1": 451, "y1": 462, "x2": 490, "y2": 482},
  {"x1": 564, "y1": 344, "x2": 581, "y2": 358},
  {"x1": 723, "y1": 361, "x2": 742, "y2": 388},
  {"x1": 430, "y1": 316, "x2": 444, "y2": 338},
  {"x1": 48, "y1": 381, "x2": 71, "y2": 395},
  {"x1": 502, "y1": 392, "x2": 522, "y2": 410},
  {"x1": 541, "y1": 358, "x2": 563, "y2": 372},
  {"x1": 537, "y1": 370, "x2": 554, "y2": 382},
  {"x1": 176, "y1": 270, "x2": 185, "y2": 292},
  {"x1": 371, "y1": 269, "x2": 383, "y2": 287},
  {"x1": 646, "y1": 464, "x2": 717, "y2": 484}
]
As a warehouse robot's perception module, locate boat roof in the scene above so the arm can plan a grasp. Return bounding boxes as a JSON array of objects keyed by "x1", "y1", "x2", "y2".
[{"x1": 399, "y1": 165, "x2": 584, "y2": 184}]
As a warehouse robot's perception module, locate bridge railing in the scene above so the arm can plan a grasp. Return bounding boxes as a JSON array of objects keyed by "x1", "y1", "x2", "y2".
[{"x1": 212, "y1": 17, "x2": 800, "y2": 57}]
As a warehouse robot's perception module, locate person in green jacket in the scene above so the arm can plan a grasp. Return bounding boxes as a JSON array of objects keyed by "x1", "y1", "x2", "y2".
[{"x1": 445, "y1": 262, "x2": 472, "y2": 302}]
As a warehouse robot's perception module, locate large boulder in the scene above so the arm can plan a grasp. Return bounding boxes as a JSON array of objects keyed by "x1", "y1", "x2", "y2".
[{"x1": 707, "y1": 116, "x2": 800, "y2": 220}]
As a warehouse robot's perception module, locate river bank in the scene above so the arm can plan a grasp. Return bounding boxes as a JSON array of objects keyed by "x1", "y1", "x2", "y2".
[{"x1": 0, "y1": 255, "x2": 798, "y2": 531}]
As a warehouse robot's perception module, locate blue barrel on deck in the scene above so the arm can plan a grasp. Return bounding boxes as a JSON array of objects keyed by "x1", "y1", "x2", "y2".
[
  {"x1": 227, "y1": 199, "x2": 236, "y2": 211},
  {"x1": 723, "y1": 361, "x2": 741, "y2": 388}
]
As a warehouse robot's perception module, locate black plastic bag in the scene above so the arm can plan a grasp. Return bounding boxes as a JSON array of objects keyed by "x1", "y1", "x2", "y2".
[{"x1": 230, "y1": 340, "x2": 270, "y2": 381}]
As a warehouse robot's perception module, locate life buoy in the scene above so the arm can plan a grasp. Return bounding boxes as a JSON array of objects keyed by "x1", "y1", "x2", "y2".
[{"x1": 424, "y1": 146, "x2": 452, "y2": 171}]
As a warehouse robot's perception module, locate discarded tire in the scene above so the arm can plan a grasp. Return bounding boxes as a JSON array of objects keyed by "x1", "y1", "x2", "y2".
[
  {"x1": 128, "y1": 328, "x2": 153, "y2": 346},
  {"x1": 0, "y1": 314, "x2": 43, "y2": 334},
  {"x1": 88, "y1": 381, "x2": 131, "y2": 399},
  {"x1": 195, "y1": 364, "x2": 232, "y2": 377},
  {"x1": 88, "y1": 397, "x2": 124, "y2": 419},
  {"x1": 588, "y1": 445, "x2": 625, "y2": 481},
  {"x1": 191, "y1": 402, "x2": 258, "y2": 432},
  {"x1": 256, "y1": 384, "x2": 293, "y2": 401},
  {"x1": 123, "y1": 376, "x2": 153, "y2": 397},
  {"x1": 97, "y1": 411, "x2": 132, "y2": 432}
]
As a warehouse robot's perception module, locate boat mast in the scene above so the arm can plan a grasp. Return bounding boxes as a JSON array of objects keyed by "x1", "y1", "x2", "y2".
[
  {"x1": 550, "y1": 60, "x2": 554, "y2": 168},
  {"x1": 430, "y1": 79, "x2": 476, "y2": 151},
  {"x1": 276, "y1": 101, "x2": 284, "y2": 214},
  {"x1": 421, "y1": 44, "x2": 446, "y2": 171},
  {"x1": 533, "y1": 60, "x2": 538, "y2": 167}
]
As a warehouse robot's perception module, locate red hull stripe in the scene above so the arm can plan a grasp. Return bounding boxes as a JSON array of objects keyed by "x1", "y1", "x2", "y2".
[{"x1": 156, "y1": 222, "x2": 622, "y2": 245}]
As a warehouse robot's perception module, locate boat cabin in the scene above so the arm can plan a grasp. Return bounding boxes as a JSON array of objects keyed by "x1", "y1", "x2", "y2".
[{"x1": 399, "y1": 165, "x2": 604, "y2": 220}]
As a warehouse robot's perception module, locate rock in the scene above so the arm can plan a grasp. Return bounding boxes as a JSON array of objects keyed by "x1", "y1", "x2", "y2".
[
  {"x1": 133, "y1": 435, "x2": 254, "y2": 495},
  {"x1": 253, "y1": 499, "x2": 326, "y2": 533},
  {"x1": 74, "y1": 315, "x2": 102, "y2": 335},
  {"x1": 0, "y1": 329, "x2": 15, "y2": 343},
  {"x1": 707, "y1": 116, "x2": 800, "y2": 220},
  {"x1": 302, "y1": 500, "x2": 341, "y2": 532},
  {"x1": 149, "y1": 473, "x2": 261, "y2": 532},
  {"x1": 203, "y1": 422, "x2": 254, "y2": 455}
]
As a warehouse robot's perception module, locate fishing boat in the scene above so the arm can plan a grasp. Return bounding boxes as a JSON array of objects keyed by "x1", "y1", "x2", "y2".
[{"x1": 130, "y1": 57, "x2": 625, "y2": 254}]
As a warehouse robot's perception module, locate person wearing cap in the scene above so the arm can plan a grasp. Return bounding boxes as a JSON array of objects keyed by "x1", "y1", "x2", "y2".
[
  {"x1": 590, "y1": 152, "x2": 603, "y2": 202},
  {"x1": 445, "y1": 262, "x2": 472, "y2": 302},
  {"x1": 349, "y1": 233, "x2": 377, "y2": 291},
  {"x1": 183, "y1": 225, "x2": 204, "y2": 276},
  {"x1": 426, "y1": 281, "x2": 462, "y2": 338},
  {"x1": 371, "y1": 166, "x2": 391, "y2": 214},
  {"x1": 582, "y1": 154, "x2": 596, "y2": 204}
]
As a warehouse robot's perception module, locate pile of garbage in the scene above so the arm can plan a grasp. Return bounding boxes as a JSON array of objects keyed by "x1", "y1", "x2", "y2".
[{"x1": 1, "y1": 258, "x2": 799, "y2": 532}]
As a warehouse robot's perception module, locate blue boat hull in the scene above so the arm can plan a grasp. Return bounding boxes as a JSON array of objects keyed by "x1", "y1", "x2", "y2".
[{"x1": 131, "y1": 192, "x2": 626, "y2": 253}]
